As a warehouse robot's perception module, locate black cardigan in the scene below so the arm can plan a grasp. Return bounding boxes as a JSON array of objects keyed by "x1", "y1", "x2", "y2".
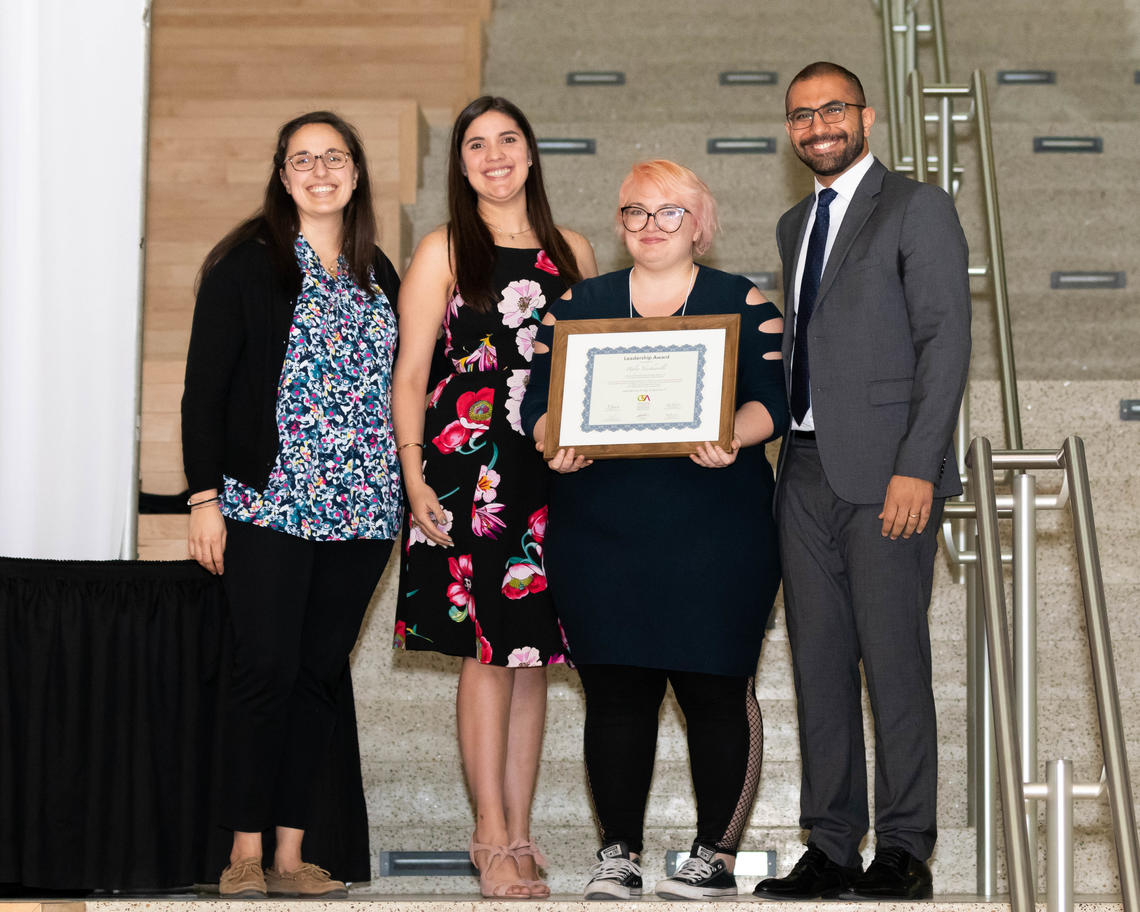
[{"x1": 181, "y1": 236, "x2": 401, "y2": 494}]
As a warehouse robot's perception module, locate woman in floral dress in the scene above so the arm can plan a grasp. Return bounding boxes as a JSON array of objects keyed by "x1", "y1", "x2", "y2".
[{"x1": 391, "y1": 96, "x2": 596, "y2": 897}]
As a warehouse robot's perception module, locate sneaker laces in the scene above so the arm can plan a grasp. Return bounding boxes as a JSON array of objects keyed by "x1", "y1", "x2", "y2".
[
  {"x1": 671, "y1": 855, "x2": 717, "y2": 883},
  {"x1": 591, "y1": 856, "x2": 639, "y2": 881}
]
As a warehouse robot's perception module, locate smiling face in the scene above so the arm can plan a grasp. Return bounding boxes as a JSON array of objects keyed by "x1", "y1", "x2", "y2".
[
  {"x1": 279, "y1": 122, "x2": 359, "y2": 228},
  {"x1": 619, "y1": 178, "x2": 701, "y2": 271},
  {"x1": 785, "y1": 73, "x2": 875, "y2": 184},
  {"x1": 459, "y1": 110, "x2": 531, "y2": 206}
]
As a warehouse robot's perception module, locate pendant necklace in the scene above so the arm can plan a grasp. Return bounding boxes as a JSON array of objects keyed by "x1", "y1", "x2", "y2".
[
  {"x1": 629, "y1": 263, "x2": 698, "y2": 317},
  {"x1": 485, "y1": 220, "x2": 533, "y2": 241}
]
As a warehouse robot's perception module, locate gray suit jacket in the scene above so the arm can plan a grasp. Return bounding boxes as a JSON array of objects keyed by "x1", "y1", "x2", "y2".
[{"x1": 775, "y1": 158, "x2": 971, "y2": 504}]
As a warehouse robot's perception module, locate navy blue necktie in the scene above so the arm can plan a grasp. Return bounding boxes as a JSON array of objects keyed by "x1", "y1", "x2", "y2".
[{"x1": 790, "y1": 187, "x2": 837, "y2": 424}]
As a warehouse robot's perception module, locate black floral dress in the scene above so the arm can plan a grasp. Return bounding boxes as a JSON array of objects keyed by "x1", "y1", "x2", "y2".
[{"x1": 395, "y1": 246, "x2": 569, "y2": 667}]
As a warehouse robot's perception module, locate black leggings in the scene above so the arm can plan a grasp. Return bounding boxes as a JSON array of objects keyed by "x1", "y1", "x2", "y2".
[
  {"x1": 577, "y1": 663, "x2": 763, "y2": 856},
  {"x1": 219, "y1": 519, "x2": 393, "y2": 832}
]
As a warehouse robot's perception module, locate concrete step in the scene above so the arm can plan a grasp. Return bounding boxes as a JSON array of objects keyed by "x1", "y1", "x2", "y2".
[
  {"x1": 376, "y1": 0, "x2": 1140, "y2": 900},
  {"x1": 349, "y1": 377, "x2": 1140, "y2": 899},
  {"x1": 402, "y1": 115, "x2": 1138, "y2": 382},
  {"x1": 946, "y1": 0, "x2": 1138, "y2": 61},
  {"x1": 354, "y1": 824, "x2": 1129, "y2": 896},
  {"x1": 79, "y1": 894, "x2": 1133, "y2": 908}
]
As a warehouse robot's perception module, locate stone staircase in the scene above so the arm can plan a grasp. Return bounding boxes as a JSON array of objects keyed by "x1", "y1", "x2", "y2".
[{"x1": 341, "y1": 0, "x2": 1140, "y2": 903}]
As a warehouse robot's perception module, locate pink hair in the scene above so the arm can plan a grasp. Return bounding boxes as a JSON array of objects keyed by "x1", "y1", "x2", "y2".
[{"x1": 616, "y1": 159, "x2": 719, "y2": 256}]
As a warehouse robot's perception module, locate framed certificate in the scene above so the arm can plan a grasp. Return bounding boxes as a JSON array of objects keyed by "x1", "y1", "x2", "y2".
[{"x1": 545, "y1": 314, "x2": 740, "y2": 459}]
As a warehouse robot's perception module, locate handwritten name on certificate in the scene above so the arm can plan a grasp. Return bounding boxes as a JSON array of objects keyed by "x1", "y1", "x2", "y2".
[{"x1": 581, "y1": 345, "x2": 705, "y2": 431}]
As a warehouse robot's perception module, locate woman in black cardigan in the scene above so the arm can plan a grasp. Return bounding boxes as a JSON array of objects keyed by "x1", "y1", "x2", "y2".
[{"x1": 181, "y1": 111, "x2": 400, "y2": 898}]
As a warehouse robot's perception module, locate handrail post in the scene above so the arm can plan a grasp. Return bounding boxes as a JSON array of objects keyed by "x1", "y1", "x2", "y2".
[
  {"x1": 971, "y1": 69, "x2": 1023, "y2": 451},
  {"x1": 968, "y1": 437, "x2": 1035, "y2": 912},
  {"x1": 904, "y1": 0, "x2": 918, "y2": 91},
  {"x1": 969, "y1": 554, "x2": 999, "y2": 895},
  {"x1": 953, "y1": 394, "x2": 970, "y2": 584},
  {"x1": 892, "y1": 0, "x2": 911, "y2": 164},
  {"x1": 881, "y1": 0, "x2": 902, "y2": 168},
  {"x1": 1013, "y1": 472, "x2": 1039, "y2": 888},
  {"x1": 937, "y1": 92, "x2": 954, "y2": 195},
  {"x1": 966, "y1": 552, "x2": 977, "y2": 824},
  {"x1": 1046, "y1": 758, "x2": 1074, "y2": 912},
  {"x1": 908, "y1": 70, "x2": 928, "y2": 183},
  {"x1": 1062, "y1": 436, "x2": 1140, "y2": 912},
  {"x1": 929, "y1": 0, "x2": 950, "y2": 82}
]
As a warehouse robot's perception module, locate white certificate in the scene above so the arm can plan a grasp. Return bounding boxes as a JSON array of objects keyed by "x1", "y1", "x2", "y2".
[{"x1": 546, "y1": 315, "x2": 739, "y2": 459}]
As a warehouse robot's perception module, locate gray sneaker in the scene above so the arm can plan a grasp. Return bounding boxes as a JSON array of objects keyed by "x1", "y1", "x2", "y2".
[
  {"x1": 655, "y1": 842, "x2": 737, "y2": 899},
  {"x1": 584, "y1": 841, "x2": 643, "y2": 900}
]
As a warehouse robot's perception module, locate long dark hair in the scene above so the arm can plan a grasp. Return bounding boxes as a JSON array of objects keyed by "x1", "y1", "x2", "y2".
[
  {"x1": 197, "y1": 110, "x2": 378, "y2": 295},
  {"x1": 446, "y1": 96, "x2": 581, "y2": 312}
]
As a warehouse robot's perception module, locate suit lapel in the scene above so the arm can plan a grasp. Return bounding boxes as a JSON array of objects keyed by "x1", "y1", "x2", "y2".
[
  {"x1": 780, "y1": 196, "x2": 814, "y2": 372},
  {"x1": 813, "y1": 159, "x2": 885, "y2": 308}
]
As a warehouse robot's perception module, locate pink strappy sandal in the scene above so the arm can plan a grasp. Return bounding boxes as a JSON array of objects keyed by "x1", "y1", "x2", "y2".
[
  {"x1": 509, "y1": 838, "x2": 551, "y2": 898},
  {"x1": 469, "y1": 839, "x2": 530, "y2": 899}
]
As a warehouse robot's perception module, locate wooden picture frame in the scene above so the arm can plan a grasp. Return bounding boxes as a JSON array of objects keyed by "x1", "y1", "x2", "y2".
[{"x1": 544, "y1": 313, "x2": 740, "y2": 459}]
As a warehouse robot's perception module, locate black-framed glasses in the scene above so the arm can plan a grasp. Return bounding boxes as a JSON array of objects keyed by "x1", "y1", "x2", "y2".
[
  {"x1": 785, "y1": 101, "x2": 866, "y2": 130},
  {"x1": 285, "y1": 149, "x2": 352, "y2": 171},
  {"x1": 620, "y1": 205, "x2": 688, "y2": 233}
]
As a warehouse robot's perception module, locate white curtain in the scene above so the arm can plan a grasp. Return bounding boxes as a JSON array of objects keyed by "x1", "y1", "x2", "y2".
[{"x1": 0, "y1": 1, "x2": 149, "y2": 559}]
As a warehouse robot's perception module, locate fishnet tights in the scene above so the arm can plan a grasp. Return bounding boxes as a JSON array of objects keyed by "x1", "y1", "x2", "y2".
[
  {"x1": 578, "y1": 664, "x2": 764, "y2": 857},
  {"x1": 710, "y1": 675, "x2": 764, "y2": 854}
]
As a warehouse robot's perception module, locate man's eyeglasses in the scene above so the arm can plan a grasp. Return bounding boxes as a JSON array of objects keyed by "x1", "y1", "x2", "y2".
[
  {"x1": 620, "y1": 205, "x2": 688, "y2": 233},
  {"x1": 785, "y1": 101, "x2": 866, "y2": 131},
  {"x1": 285, "y1": 149, "x2": 352, "y2": 171}
]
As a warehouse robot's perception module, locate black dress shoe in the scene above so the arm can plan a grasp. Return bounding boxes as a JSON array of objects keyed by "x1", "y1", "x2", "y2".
[
  {"x1": 752, "y1": 844, "x2": 862, "y2": 899},
  {"x1": 837, "y1": 845, "x2": 933, "y2": 900}
]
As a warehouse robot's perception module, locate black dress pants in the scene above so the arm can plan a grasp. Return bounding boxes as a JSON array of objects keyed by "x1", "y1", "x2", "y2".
[
  {"x1": 219, "y1": 519, "x2": 393, "y2": 832},
  {"x1": 577, "y1": 663, "x2": 763, "y2": 856}
]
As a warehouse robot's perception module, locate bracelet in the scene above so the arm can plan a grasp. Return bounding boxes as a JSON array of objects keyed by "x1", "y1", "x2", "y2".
[
  {"x1": 187, "y1": 494, "x2": 222, "y2": 508},
  {"x1": 397, "y1": 442, "x2": 424, "y2": 451}
]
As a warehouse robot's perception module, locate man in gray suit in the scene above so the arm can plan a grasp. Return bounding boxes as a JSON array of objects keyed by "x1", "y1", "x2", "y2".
[{"x1": 753, "y1": 61, "x2": 970, "y2": 902}]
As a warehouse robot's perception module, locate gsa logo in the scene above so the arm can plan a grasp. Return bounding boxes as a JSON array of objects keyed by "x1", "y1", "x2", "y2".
[{"x1": 636, "y1": 394, "x2": 651, "y2": 402}]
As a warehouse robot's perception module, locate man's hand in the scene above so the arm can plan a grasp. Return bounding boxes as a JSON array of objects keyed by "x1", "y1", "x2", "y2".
[{"x1": 879, "y1": 474, "x2": 934, "y2": 539}]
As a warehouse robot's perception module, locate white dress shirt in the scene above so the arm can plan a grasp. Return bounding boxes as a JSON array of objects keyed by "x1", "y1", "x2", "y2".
[{"x1": 789, "y1": 152, "x2": 877, "y2": 432}]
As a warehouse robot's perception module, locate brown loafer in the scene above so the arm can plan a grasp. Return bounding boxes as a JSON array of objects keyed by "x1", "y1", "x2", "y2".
[
  {"x1": 265, "y1": 862, "x2": 347, "y2": 897},
  {"x1": 219, "y1": 856, "x2": 266, "y2": 898}
]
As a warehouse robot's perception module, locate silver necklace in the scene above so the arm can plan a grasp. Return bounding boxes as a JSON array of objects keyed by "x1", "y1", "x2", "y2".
[{"x1": 628, "y1": 263, "x2": 698, "y2": 317}]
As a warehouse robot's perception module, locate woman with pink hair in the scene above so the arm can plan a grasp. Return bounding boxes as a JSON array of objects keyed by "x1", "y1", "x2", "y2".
[{"x1": 521, "y1": 160, "x2": 788, "y2": 901}]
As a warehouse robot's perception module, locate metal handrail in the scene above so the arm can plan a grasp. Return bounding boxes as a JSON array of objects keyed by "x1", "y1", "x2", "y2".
[
  {"x1": 875, "y1": 0, "x2": 1023, "y2": 460},
  {"x1": 873, "y1": 7, "x2": 1139, "y2": 911},
  {"x1": 964, "y1": 437, "x2": 1140, "y2": 912},
  {"x1": 873, "y1": 0, "x2": 1032, "y2": 897}
]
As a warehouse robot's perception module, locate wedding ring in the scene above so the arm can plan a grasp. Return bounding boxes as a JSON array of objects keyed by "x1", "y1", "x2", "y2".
[{"x1": 909, "y1": 512, "x2": 921, "y2": 518}]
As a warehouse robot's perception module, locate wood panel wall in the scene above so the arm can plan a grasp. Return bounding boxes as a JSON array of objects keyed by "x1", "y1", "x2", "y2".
[{"x1": 138, "y1": 0, "x2": 490, "y2": 559}]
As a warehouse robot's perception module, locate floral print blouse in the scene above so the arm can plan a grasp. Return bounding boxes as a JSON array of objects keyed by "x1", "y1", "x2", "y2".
[{"x1": 221, "y1": 235, "x2": 401, "y2": 541}]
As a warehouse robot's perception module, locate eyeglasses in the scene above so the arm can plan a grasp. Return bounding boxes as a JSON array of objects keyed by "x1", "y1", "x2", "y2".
[
  {"x1": 285, "y1": 149, "x2": 352, "y2": 171},
  {"x1": 620, "y1": 205, "x2": 688, "y2": 233},
  {"x1": 785, "y1": 101, "x2": 866, "y2": 130}
]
